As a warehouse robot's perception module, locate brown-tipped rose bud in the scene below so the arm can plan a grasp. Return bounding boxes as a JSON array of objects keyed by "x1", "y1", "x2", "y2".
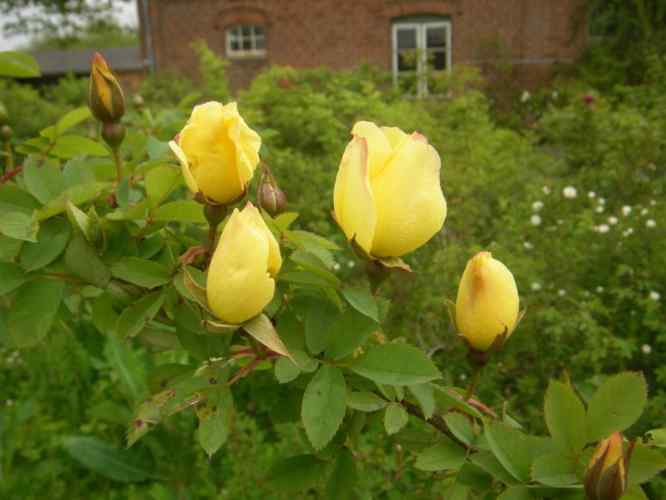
[
  {"x1": 0, "y1": 102, "x2": 8, "y2": 126},
  {"x1": 88, "y1": 52, "x2": 125, "y2": 123},
  {"x1": 258, "y1": 177, "x2": 287, "y2": 216},
  {"x1": 0, "y1": 125, "x2": 12, "y2": 141},
  {"x1": 101, "y1": 122, "x2": 126, "y2": 149},
  {"x1": 584, "y1": 433, "x2": 630, "y2": 500}
]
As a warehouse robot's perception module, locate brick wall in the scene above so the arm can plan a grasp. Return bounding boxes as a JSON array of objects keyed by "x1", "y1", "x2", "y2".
[{"x1": 142, "y1": 0, "x2": 587, "y2": 90}]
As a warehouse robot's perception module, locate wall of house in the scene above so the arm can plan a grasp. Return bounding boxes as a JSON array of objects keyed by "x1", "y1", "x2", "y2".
[{"x1": 142, "y1": 0, "x2": 587, "y2": 90}]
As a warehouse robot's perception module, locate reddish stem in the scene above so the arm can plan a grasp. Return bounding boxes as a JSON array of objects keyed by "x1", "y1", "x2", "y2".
[{"x1": 0, "y1": 165, "x2": 22, "y2": 184}]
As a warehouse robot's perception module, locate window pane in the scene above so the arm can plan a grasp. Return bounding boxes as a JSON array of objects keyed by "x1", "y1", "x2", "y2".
[
  {"x1": 254, "y1": 26, "x2": 264, "y2": 37},
  {"x1": 398, "y1": 51, "x2": 417, "y2": 72},
  {"x1": 396, "y1": 28, "x2": 417, "y2": 50},
  {"x1": 242, "y1": 37, "x2": 252, "y2": 50},
  {"x1": 241, "y1": 25, "x2": 251, "y2": 37},
  {"x1": 426, "y1": 27, "x2": 447, "y2": 49},
  {"x1": 255, "y1": 36, "x2": 265, "y2": 50},
  {"x1": 230, "y1": 39, "x2": 239, "y2": 51},
  {"x1": 428, "y1": 50, "x2": 447, "y2": 70}
]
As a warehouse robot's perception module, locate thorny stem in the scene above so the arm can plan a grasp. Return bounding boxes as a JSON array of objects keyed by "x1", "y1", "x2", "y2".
[
  {"x1": 465, "y1": 365, "x2": 483, "y2": 401},
  {"x1": 399, "y1": 398, "x2": 470, "y2": 450}
]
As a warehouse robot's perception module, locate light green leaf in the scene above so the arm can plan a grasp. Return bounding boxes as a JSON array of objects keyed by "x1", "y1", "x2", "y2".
[
  {"x1": 145, "y1": 165, "x2": 181, "y2": 209},
  {"x1": 197, "y1": 386, "x2": 234, "y2": 458},
  {"x1": 585, "y1": 372, "x2": 647, "y2": 442},
  {"x1": 116, "y1": 291, "x2": 165, "y2": 339},
  {"x1": 415, "y1": 437, "x2": 467, "y2": 471},
  {"x1": 23, "y1": 159, "x2": 66, "y2": 204},
  {"x1": 303, "y1": 297, "x2": 338, "y2": 355},
  {"x1": 41, "y1": 107, "x2": 91, "y2": 140},
  {"x1": 325, "y1": 307, "x2": 377, "y2": 360},
  {"x1": 104, "y1": 335, "x2": 147, "y2": 402},
  {"x1": 645, "y1": 428, "x2": 666, "y2": 448},
  {"x1": 384, "y1": 403, "x2": 409, "y2": 435},
  {"x1": 50, "y1": 135, "x2": 109, "y2": 159},
  {"x1": 153, "y1": 200, "x2": 206, "y2": 224},
  {"x1": 243, "y1": 313, "x2": 292, "y2": 359},
  {"x1": 409, "y1": 383, "x2": 436, "y2": 420},
  {"x1": 544, "y1": 379, "x2": 587, "y2": 453},
  {"x1": 301, "y1": 365, "x2": 346, "y2": 450},
  {"x1": 0, "y1": 211, "x2": 38, "y2": 242},
  {"x1": 111, "y1": 257, "x2": 171, "y2": 289},
  {"x1": 342, "y1": 286, "x2": 379, "y2": 322},
  {"x1": 628, "y1": 443, "x2": 666, "y2": 486},
  {"x1": 485, "y1": 421, "x2": 552, "y2": 482},
  {"x1": 8, "y1": 279, "x2": 64, "y2": 348},
  {"x1": 444, "y1": 413, "x2": 476, "y2": 446},
  {"x1": 36, "y1": 182, "x2": 109, "y2": 221},
  {"x1": 0, "y1": 262, "x2": 26, "y2": 295},
  {"x1": 350, "y1": 343, "x2": 441, "y2": 386},
  {"x1": 92, "y1": 293, "x2": 119, "y2": 336},
  {"x1": 0, "y1": 51, "x2": 40, "y2": 77},
  {"x1": 19, "y1": 217, "x2": 71, "y2": 271},
  {"x1": 347, "y1": 391, "x2": 387, "y2": 412},
  {"x1": 531, "y1": 452, "x2": 578, "y2": 487},
  {"x1": 64, "y1": 234, "x2": 110, "y2": 288},
  {"x1": 274, "y1": 357, "x2": 300, "y2": 384}
]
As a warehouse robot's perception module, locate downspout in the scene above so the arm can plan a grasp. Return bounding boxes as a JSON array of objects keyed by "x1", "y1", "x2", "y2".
[{"x1": 140, "y1": 0, "x2": 156, "y2": 73}]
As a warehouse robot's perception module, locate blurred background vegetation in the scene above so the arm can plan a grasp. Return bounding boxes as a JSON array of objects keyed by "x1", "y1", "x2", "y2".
[{"x1": 1, "y1": 1, "x2": 665, "y2": 498}]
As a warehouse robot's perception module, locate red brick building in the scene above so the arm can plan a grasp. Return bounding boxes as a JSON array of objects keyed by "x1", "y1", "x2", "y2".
[{"x1": 138, "y1": 0, "x2": 587, "y2": 91}]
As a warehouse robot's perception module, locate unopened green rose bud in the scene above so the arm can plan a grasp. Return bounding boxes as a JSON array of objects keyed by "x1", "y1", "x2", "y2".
[
  {"x1": 258, "y1": 175, "x2": 287, "y2": 216},
  {"x1": 0, "y1": 102, "x2": 8, "y2": 126},
  {"x1": 101, "y1": 122, "x2": 126, "y2": 149},
  {"x1": 0, "y1": 125, "x2": 12, "y2": 141},
  {"x1": 88, "y1": 52, "x2": 126, "y2": 123},
  {"x1": 584, "y1": 432, "x2": 630, "y2": 500}
]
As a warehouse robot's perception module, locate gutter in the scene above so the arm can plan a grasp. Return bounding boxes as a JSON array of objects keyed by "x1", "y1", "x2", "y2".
[{"x1": 140, "y1": 0, "x2": 156, "y2": 72}]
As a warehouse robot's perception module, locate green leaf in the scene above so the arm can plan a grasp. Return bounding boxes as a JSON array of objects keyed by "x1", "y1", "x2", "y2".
[
  {"x1": 342, "y1": 286, "x2": 379, "y2": 322},
  {"x1": 19, "y1": 217, "x2": 71, "y2": 271},
  {"x1": 645, "y1": 428, "x2": 666, "y2": 448},
  {"x1": 531, "y1": 452, "x2": 578, "y2": 487},
  {"x1": 347, "y1": 391, "x2": 387, "y2": 412},
  {"x1": 92, "y1": 293, "x2": 119, "y2": 336},
  {"x1": 0, "y1": 184, "x2": 40, "y2": 214},
  {"x1": 8, "y1": 279, "x2": 64, "y2": 348},
  {"x1": 498, "y1": 487, "x2": 534, "y2": 500},
  {"x1": 0, "y1": 262, "x2": 26, "y2": 295},
  {"x1": 432, "y1": 385, "x2": 483, "y2": 418},
  {"x1": 267, "y1": 455, "x2": 327, "y2": 493},
  {"x1": 325, "y1": 307, "x2": 378, "y2": 360},
  {"x1": 36, "y1": 182, "x2": 109, "y2": 221},
  {"x1": 415, "y1": 437, "x2": 467, "y2": 471},
  {"x1": 116, "y1": 291, "x2": 165, "y2": 339},
  {"x1": 470, "y1": 450, "x2": 518, "y2": 485},
  {"x1": 50, "y1": 135, "x2": 109, "y2": 159},
  {"x1": 326, "y1": 448, "x2": 357, "y2": 500},
  {"x1": 627, "y1": 444, "x2": 666, "y2": 486},
  {"x1": 0, "y1": 51, "x2": 40, "y2": 77},
  {"x1": 64, "y1": 234, "x2": 111, "y2": 288},
  {"x1": 443, "y1": 484, "x2": 470, "y2": 500},
  {"x1": 384, "y1": 403, "x2": 409, "y2": 435},
  {"x1": 544, "y1": 379, "x2": 587, "y2": 453},
  {"x1": 66, "y1": 202, "x2": 94, "y2": 241},
  {"x1": 274, "y1": 357, "x2": 300, "y2": 383},
  {"x1": 409, "y1": 383, "x2": 436, "y2": 420},
  {"x1": 104, "y1": 335, "x2": 146, "y2": 402},
  {"x1": 585, "y1": 372, "x2": 647, "y2": 442},
  {"x1": 0, "y1": 211, "x2": 38, "y2": 242},
  {"x1": 301, "y1": 365, "x2": 346, "y2": 450},
  {"x1": 444, "y1": 413, "x2": 476, "y2": 446},
  {"x1": 243, "y1": 313, "x2": 292, "y2": 359},
  {"x1": 41, "y1": 107, "x2": 91, "y2": 140},
  {"x1": 622, "y1": 486, "x2": 649, "y2": 500},
  {"x1": 153, "y1": 200, "x2": 206, "y2": 224},
  {"x1": 145, "y1": 165, "x2": 181, "y2": 209},
  {"x1": 197, "y1": 386, "x2": 234, "y2": 458},
  {"x1": 303, "y1": 297, "x2": 339, "y2": 355},
  {"x1": 23, "y1": 159, "x2": 66, "y2": 204},
  {"x1": 485, "y1": 421, "x2": 552, "y2": 482},
  {"x1": 350, "y1": 343, "x2": 441, "y2": 386},
  {"x1": 111, "y1": 257, "x2": 171, "y2": 289},
  {"x1": 62, "y1": 436, "x2": 154, "y2": 483}
]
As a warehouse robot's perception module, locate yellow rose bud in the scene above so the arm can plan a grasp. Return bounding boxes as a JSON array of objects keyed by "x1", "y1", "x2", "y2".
[
  {"x1": 455, "y1": 252, "x2": 520, "y2": 352},
  {"x1": 88, "y1": 52, "x2": 125, "y2": 123},
  {"x1": 333, "y1": 121, "x2": 447, "y2": 258},
  {"x1": 169, "y1": 102, "x2": 261, "y2": 205},
  {"x1": 584, "y1": 433, "x2": 628, "y2": 500},
  {"x1": 207, "y1": 202, "x2": 282, "y2": 324}
]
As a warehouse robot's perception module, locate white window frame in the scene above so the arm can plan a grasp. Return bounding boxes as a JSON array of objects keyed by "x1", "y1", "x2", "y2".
[
  {"x1": 226, "y1": 25, "x2": 266, "y2": 58},
  {"x1": 392, "y1": 20, "x2": 452, "y2": 96}
]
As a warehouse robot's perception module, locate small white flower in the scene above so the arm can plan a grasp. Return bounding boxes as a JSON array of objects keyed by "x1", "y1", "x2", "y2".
[
  {"x1": 608, "y1": 216, "x2": 618, "y2": 225},
  {"x1": 646, "y1": 219, "x2": 656, "y2": 228},
  {"x1": 333, "y1": 263, "x2": 341, "y2": 271},
  {"x1": 530, "y1": 215, "x2": 542, "y2": 226},
  {"x1": 641, "y1": 208, "x2": 648, "y2": 216},
  {"x1": 521, "y1": 90, "x2": 531, "y2": 103},
  {"x1": 523, "y1": 241, "x2": 533, "y2": 250},
  {"x1": 542, "y1": 185, "x2": 551, "y2": 195},
  {"x1": 596, "y1": 224, "x2": 610, "y2": 234},
  {"x1": 558, "y1": 289, "x2": 566, "y2": 297},
  {"x1": 596, "y1": 286, "x2": 604, "y2": 293},
  {"x1": 531, "y1": 282, "x2": 542, "y2": 291},
  {"x1": 650, "y1": 200, "x2": 656, "y2": 206},
  {"x1": 459, "y1": 374, "x2": 467, "y2": 381},
  {"x1": 598, "y1": 197, "x2": 606, "y2": 205},
  {"x1": 623, "y1": 228, "x2": 634, "y2": 237},
  {"x1": 5, "y1": 399, "x2": 14, "y2": 407},
  {"x1": 649, "y1": 291, "x2": 661, "y2": 301},
  {"x1": 552, "y1": 91, "x2": 559, "y2": 99},
  {"x1": 583, "y1": 291, "x2": 591, "y2": 297},
  {"x1": 563, "y1": 186, "x2": 577, "y2": 199},
  {"x1": 595, "y1": 206, "x2": 604, "y2": 213},
  {"x1": 532, "y1": 201, "x2": 544, "y2": 212},
  {"x1": 588, "y1": 191, "x2": 596, "y2": 199},
  {"x1": 641, "y1": 344, "x2": 652, "y2": 355},
  {"x1": 557, "y1": 219, "x2": 564, "y2": 225},
  {"x1": 347, "y1": 260, "x2": 355, "y2": 268},
  {"x1": 622, "y1": 206, "x2": 632, "y2": 216}
]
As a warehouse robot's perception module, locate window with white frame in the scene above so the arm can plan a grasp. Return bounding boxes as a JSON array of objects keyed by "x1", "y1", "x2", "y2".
[
  {"x1": 226, "y1": 25, "x2": 266, "y2": 58},
  {"x1": 392, "y1": 19, "x2": 451, "y2": 96}
]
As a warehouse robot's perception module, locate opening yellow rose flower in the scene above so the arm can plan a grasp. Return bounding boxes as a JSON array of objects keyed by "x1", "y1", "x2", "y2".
[
  {"x1": 333, "y1": 121, "x2": 447, "y2": 258},
  {"x1": 169, "y1": 101, "x2": 261, "y2": 204},
  {"x1": 206, "y1": 202, "x2": 282, "y2": 325}
]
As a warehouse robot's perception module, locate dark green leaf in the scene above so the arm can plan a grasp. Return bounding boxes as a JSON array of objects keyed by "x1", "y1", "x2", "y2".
[
  {"x1": 347, "y1": 391, "x2": 387, "y2": 412},
  {"x1": 326, "y1": 448, "x2": 357, "y2": 499},
  {"x1": 153, "y1": 200, "x2": 206, "y2": 224},
  {"x1": 350, "y1": 343, "x2": 441, "y2": 386},
  {"x1": 274, "y1": 357, "x2": 300, "y2": 383},
  {"x1": 8, "y1": 279, "x2": 64, "y2": 348},
  {"x1": 267, "y1": 455, "x2": 327, "y2": 493},
  {"x1": 342, "y1": 286, "x2": 379, "y2": 322},
  {"x1": 64, "y1": 234, "x2": 111, "y2": 288},
  {"x1": 197, "y1": 386, "x2": 234, "y2": 458},
  {"x1": 104, "y1": 335, "x2": 147, "y2": 402},
  {"x1": 444, "y1": 413, "x2": 476, "y2": 446},
  {"x1": 545, "y1": 380, "x2": 587, "y2": 453},
  {"x1": 415, "y1": 437, "x2": 467, "y2": 471},
  {"x1": 92, "y1": 293, "x2": 119, "y2": 336},
  {"x1": 384, "y1": 403, "x2": 409, "y2": 435},
  {"x1": 304, "y1": 297, "x2": 339, "y2": 355},
  {"x1": 0, "y1": 262, "x2": 26, "y2": 295},
  {"x1": 111, "y1": 257, "x2": 171, "y2": 289},
  {"x1": 302, "y1": 365, "x2": 346, "y2": 450},
  {"x1": 498, "y1": 487, "x2": 534, "y2": 500},
  {"x1": 116, "y1": 291, "x2": 165, "y2": 339},
  {"x1": 20, "y1": 217, "x2": 71, "y2": 271},
  {"x1": 145, "y1": 165, "x2": 181, "y2": 209},
  {"x1": 409, "y1": 383, "x2": 436, "y2": 420},
  {"x1": 325, "y1": 307, "x2": 378, "y2": 360}
]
